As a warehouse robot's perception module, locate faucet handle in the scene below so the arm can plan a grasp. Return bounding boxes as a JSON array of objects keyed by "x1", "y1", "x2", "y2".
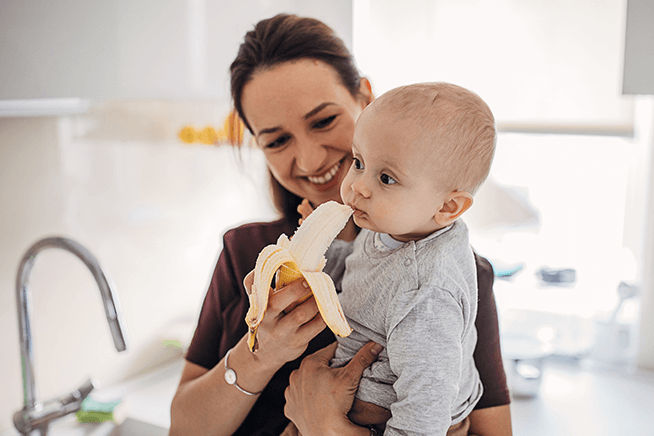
[
  {"x1": 13, "y1": 379, "x2": 95, "y2": 434},
  {"x1": 73, "y1": 379, "x2": 95, "y2": 403}
]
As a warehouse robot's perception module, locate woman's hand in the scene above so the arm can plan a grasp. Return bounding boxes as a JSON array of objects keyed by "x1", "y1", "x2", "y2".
[
  {"x1": 243, "y1": 271, "x2": 327, "y2": 369},
  {"x1": 297, "y1": 198, "x2": 315, "y2": 225},
  {"x1": 284, "y1": 341, "x2": 383, "y2": 436}
]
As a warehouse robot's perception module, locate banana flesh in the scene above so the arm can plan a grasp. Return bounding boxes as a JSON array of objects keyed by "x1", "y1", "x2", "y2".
[{"x1": 245, "y1": 201, "x2": 353, "y2": 351}]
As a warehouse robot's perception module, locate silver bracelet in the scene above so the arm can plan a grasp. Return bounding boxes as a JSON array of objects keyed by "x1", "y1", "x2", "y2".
[{"x1": 223, "y1": 348, "x2": 262, "y2": 396}]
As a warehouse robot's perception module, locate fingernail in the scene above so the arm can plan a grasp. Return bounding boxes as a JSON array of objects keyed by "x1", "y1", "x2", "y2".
[
  {"x1": 302, "y1": 281, "x2": 309, "y2": 288},
  {"x1": 371, "y1": 343, "x2": 383, "y2": 354}
]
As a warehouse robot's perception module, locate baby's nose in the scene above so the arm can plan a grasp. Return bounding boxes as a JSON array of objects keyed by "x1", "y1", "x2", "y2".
[{"x1": 351, "y1": 177, "x2": 371, "y2": 198}]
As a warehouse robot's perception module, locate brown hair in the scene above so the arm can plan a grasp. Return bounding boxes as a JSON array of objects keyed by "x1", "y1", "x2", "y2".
[{"x1": 229, "y1": 13, "x2": 363, "y2": 220}]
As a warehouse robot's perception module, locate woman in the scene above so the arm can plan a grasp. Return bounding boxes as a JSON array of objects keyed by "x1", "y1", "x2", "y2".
[{"x1": 170, "y1": 14, "x2": 511, "y2": 435}]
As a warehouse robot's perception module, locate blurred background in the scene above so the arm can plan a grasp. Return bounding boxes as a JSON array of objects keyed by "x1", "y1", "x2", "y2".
[{"x1": 1, "y1": 0, "x2": 653, "y2": 435}]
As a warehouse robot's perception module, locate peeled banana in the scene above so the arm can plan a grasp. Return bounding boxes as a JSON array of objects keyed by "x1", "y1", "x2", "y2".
[{"x1": 245, "y1": 201, "x2": 354, "y2": 351}]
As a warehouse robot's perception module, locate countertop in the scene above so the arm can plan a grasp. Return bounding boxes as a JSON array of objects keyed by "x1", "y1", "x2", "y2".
[
  {"x1": 2, "y1": 359, "x2": 183, "y2": 436},
  {"x1": 4, "y1": 355, "x2": 654, "y2": 435},
  {"x1": 511, "y1": 358, "x2": 654, "y2": 435}
]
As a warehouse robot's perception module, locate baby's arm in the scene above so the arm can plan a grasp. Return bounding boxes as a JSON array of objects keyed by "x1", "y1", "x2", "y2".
[
  {"x1": 349, "y1": 398, "x2": 391, "y2": 430},
  {"x1": 284, "y1": 401, "x2": 390, "y2": 436},
  {"x1": 384, "y1": 288, "x2": 466, "y2": 435}
]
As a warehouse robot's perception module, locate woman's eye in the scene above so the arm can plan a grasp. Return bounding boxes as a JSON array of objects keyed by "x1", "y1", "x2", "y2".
[
  {"x1": 265, "y1": 135, "x2": 289, "y2": 149},
  {"x1": 380, "y1": 173, "x2": 397, "y2": 185},
  {"x1": 353, "y1": 157, "x2": 364, "y2": 170},
  {"x1": 313, "y1": 115, "x2": 336, "y2": 129}
]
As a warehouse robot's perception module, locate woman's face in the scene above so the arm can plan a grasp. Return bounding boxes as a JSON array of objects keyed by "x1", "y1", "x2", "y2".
[{"x1": 241, "y1": 59, "x2": 371, "y2": 207}]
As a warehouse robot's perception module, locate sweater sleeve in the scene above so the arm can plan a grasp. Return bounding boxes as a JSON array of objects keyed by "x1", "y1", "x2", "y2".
[
  {"x1": 473, "y1": 254, "x2": 511, "y2": 408},
  {"x1": 384, "y1": 288, "x2": 469, "y2": 436},
  {"x1": 324, "y1": 239, "x2": 354, "y2": 291},
  {"x1": 185, "y1": 229, "x2": 247, "y2": 369}
]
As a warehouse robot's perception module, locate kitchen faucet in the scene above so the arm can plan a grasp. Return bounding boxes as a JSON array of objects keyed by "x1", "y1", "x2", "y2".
[{"x1": 13, "y1": 237, "x2": 127, "y2": 435}]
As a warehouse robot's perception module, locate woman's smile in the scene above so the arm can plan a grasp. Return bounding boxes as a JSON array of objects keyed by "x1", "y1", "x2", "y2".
[
  {"x1": 306, "y1": 160, "x2": 342, "y2": 184},
  {"x1": 302, "y1": 157, "x2": 348, "y2": 193}
]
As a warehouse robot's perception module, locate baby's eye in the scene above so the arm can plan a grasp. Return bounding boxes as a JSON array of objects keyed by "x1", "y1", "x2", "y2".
[
  {"x1": 265, "y1": 134, "x2": 290, "y2": 150},
  {"x1": 353, "y1": 157, "x2": 364, "y2": 170},
  {"x1": 313, "y1": 115, "x2": 337, "y2": 129},
  {"x1": 380, "y1": 173, "x2": 397, "y2": 185}
]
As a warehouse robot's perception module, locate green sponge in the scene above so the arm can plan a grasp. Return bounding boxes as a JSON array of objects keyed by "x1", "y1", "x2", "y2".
[{"x1": 76, "y1": 397, "x2": 124, "y2": 423}]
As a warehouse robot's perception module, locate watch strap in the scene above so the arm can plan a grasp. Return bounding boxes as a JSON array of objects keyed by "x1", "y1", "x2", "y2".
[{"x1": 224, "y1": 348, "x2": 263, "y2": 396}]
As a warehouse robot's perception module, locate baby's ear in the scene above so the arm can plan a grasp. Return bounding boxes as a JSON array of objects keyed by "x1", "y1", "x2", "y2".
[{"x1": 433, "y1": 191, "x2": 473, "y2": 227}]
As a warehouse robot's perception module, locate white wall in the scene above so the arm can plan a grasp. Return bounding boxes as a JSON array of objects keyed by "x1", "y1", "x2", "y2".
[
  {"x1": 353, "y1": 0, "x2": 632, "y2": 133},
  {"x1": 0, "y1": 1, "x2": 353, "y2": 431},
  {"x1": 621, "y1": 0, "x2": 654, "y2": 370},
  {"x1": 635, "y1": 98, "x2": 654, "y2": 370},
  {"x1": 0, "y1": 107, "x2": 276, "y2": 432},
  {"x1": 0, "y1": 0, "x2": 353, "y2": 101}
]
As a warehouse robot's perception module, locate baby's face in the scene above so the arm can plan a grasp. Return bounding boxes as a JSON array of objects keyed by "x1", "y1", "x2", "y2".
[{"x1": 340, "y1": 107, "x2": 450, "y2": 242}]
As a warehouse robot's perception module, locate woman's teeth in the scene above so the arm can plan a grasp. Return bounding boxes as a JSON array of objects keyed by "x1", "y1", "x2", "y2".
[{"x1": 307, "y1": 161, "x2": 341, "y2": 185}]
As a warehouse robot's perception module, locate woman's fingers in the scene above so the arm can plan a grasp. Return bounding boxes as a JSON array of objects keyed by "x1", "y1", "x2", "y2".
[
  {"x1": 280, "y1": 422, "x2": 300, "y2": 436},
  {"x1": 284, "y1": 341, "x2": 381, "y2": 434},
  {"x1": 304, "y1": 341, "x2": 338, "y2": 365},
  {"x1": 250, "y1": 277, "x2": 324, "y2": 365},
  {"x1": 242, "y1": 270, "x2": 254, "y2": 295},
  {"x1": 269, "y1": 291, "x2": 325, "y2": 346},
  {"x1": 295, "y1": 312, "x2": 327, "y2": 341},
  {"x1": 266, "y1": 279, "x2": 311, "y2": 316},
  {"x1": 340, "y1": 341, "x2": 383, "y2": 384},
  {"x1": 278, "y1": 296, "x2": 320, "y2": 328},
  {"x1": 297, "y1": 198, "x2": 315, "y2": 221}
]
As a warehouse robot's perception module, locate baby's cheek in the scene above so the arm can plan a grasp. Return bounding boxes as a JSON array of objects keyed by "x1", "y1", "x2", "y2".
[
  {"x1": 379, "y1": 203, "x2": 405, "y2": 228},
  {"x1": 340, "y1": 172, "x2": 353, "y2": 202}
]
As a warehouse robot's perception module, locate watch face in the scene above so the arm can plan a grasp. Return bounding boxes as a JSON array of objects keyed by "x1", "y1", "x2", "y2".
[{"x1": 224, "y1": 368, "x2": 236, "y2": 385}]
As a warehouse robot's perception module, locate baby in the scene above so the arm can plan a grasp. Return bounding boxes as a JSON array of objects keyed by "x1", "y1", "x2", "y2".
[{"x1": 328, "y1": 82, "x2": 496, "y2": 435}]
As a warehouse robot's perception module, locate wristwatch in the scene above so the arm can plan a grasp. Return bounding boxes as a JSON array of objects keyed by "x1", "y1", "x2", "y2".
[{"x1": 224, "y1": 348, "x2": 262, "y2": 396}]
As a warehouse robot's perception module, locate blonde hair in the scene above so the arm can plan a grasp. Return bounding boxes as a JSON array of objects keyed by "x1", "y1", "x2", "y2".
[{"x1": 372, "y1": 82, "x2": 496, "y2": 194}]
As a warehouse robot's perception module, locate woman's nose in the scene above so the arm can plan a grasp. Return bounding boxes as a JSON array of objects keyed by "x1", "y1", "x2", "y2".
[{"x1": 295, "y1": 139, "x2": 328, "y2": 174}]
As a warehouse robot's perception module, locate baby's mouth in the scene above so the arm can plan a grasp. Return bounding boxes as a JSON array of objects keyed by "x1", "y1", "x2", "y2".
[
  {"x1": 306, "y1": 160, "x2": 342, "y2": 185},
  {"x1": 347, "y1": 202, "x2": 365, "y2": 217}
]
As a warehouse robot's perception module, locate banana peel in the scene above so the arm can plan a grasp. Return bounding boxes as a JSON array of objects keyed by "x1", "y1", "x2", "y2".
[{"x1": 245, "y1": 201, "x2": 353, "y2": 351}]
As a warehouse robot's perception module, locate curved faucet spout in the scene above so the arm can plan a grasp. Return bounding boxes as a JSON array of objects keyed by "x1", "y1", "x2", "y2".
[{"x1": 14, "y1": 236, "x2": 127, "y2": 435}]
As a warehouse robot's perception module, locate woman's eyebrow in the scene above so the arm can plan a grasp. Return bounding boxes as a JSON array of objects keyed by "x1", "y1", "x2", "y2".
[
  {"x1": 304, "y1": 102, "x2": 336, "y2": 119},
  {"x1": 256, "y1": 126, "x2": 280, "y2": 138},
  {"x1": 256, "y1": 102, "x2": 337, "y2": 137}
]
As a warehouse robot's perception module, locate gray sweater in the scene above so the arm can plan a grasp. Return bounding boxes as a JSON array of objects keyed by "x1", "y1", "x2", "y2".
[{"x1": 327, "y1": 221, "x2": 483, "y2": 435}]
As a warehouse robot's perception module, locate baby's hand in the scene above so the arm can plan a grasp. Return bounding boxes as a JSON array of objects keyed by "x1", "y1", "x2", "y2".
[{"x1": 297, "y1": 199, "x2": 315, "y2": 226}]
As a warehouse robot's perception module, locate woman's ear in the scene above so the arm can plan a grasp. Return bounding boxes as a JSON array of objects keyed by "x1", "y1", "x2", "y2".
[
  {"x1": 358, "y1": 77, "x2": 374, "y2": 107},
  {"x1": 433, "y1": 191, "x2": 473, "y2": 227}
]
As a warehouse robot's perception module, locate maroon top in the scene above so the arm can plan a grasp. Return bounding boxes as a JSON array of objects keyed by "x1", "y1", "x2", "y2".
[{"x1": 186, "y1": 218, "x2": 510, "y2": 435}]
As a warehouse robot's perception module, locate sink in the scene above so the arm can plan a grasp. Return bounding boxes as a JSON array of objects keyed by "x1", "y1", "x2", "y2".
[
  {"x1": 3, "y1": 359, "x2": 182, "y2": 436},
  {"x1": 107, "y1": 418, "x2": 168, "y2": 436},
  {"x1": 1, "y1": 417, "x2": 168, "y2": 436}
]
